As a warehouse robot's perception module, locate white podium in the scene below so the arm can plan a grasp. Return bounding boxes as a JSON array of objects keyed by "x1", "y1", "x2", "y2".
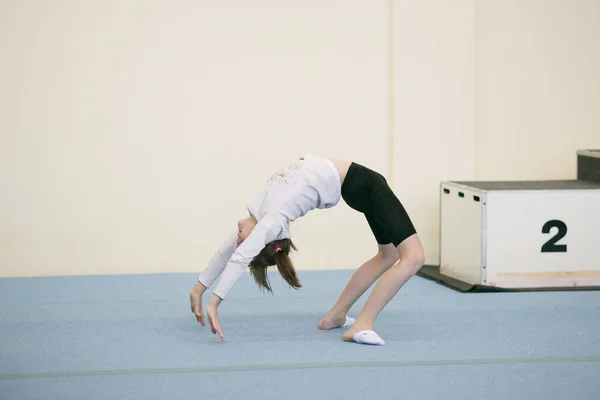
[{"x1": 439, "y1": 180, "x2": 600, "y2": 290}]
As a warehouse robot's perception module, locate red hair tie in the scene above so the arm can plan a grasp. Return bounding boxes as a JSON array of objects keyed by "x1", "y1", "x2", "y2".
[{"x1": 275, "y1": 247, "x2": 282, "y2": 253}]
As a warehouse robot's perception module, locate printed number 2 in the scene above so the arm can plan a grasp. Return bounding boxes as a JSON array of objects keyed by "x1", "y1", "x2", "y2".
[{"x1": 541, "y1": 220, "x2": 567, "y2": 253}]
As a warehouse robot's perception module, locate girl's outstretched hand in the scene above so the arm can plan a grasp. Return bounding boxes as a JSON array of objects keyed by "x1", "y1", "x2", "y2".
[
  {"x1": 206, "y1": 295, "x2": 225, "y2": 342},
  {"x1": 189, "y1": 282, "x2": 206, "y2": 326}
]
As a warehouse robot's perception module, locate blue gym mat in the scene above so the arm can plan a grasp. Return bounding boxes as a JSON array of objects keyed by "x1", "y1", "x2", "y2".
[{"x1": 1, "y1": 270, "x2": 599, "y2": 400}]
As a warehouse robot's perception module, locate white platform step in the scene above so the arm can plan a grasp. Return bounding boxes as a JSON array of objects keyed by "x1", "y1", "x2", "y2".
[{"x1": 439, "y1": 179, "x2": 600, "y2": 289}]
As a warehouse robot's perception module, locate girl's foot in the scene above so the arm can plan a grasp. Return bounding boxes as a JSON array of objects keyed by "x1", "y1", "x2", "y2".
[
  {"x1": 342, "y1": 325, "x2": 385, "y2": 345},
  {"x1": 318, "y1": 314, "x2": 355, "y2": 330}
]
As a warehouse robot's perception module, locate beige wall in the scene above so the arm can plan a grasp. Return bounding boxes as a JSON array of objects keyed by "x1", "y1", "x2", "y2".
[
  {"x1": 1, "y1": 0, "x2": 599, "y2": 277},
  {"x1": 393, "y1": 0, "x2": 476, "y2": 264},
  {"x1": 475, "y1": 0, "x2": 600, "y2": 180},
  {"x1": 0, "y1": 0, "x2": 390, "y2": 277}
]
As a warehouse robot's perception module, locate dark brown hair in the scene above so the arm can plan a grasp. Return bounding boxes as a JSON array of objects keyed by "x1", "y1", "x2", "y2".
[{"x1": 249, "y1": 239, "x2": 300, "y2": 293}]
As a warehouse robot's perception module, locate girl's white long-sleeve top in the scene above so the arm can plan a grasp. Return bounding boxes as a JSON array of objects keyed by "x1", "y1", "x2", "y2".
[{"x1": 197, "y1": 154, "x2": 342, "y2": 299}]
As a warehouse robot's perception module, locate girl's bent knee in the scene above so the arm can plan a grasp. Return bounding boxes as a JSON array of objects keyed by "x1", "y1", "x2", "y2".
[
  {"x1": 399, "y1": 254, "x2": 424, "y2": 275},
  {"x1": 396, "y1": 234, "x2": 425, "y2": 267},
  {"x1": 410, "y1": 247, "x2": 425, "y2": 268},
  {"x1": 398, "y1": 243, "x2": 425, "y2": 274}
]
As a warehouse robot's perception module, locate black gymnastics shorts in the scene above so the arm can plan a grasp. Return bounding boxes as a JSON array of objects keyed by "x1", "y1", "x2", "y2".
[{"x1": 341, "y1": 162, "x2": 417, "y2": 247}]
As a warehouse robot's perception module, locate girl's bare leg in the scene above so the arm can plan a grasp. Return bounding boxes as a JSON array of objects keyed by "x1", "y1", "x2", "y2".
[
  {"x1": 342, "y1": 234, "x2": 425, "y2": 341},
  {"x1": 319, "y1": 243, "x2": 399, "y2": 329}
]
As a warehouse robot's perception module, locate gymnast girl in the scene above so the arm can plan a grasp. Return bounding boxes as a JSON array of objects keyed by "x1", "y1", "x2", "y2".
[{"x1": 189, "y1": 154, "x2": 424, "y2": 345}]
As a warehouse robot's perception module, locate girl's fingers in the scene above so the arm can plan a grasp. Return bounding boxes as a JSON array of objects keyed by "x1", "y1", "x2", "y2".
[
  {"x1": 213, "y1": 320, "x2": 225, "y2": 341},
  {"x1": 208, "y1": 312, "x2": 225, "y2": 341},
  {"x1": 190, "y1": 293, "x2": 206, "y2": 326},
  {"x1": 209, "y1": 315, "x2": 217, "y2": 334},
  {"x1": 216, "y1": 326, "x2": 225, "y2": 342}
]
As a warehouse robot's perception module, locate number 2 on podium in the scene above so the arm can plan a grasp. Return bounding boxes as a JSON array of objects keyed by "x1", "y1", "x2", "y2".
[{"x1": 541, "y1": 219, "x2": 567, "y2": 253}]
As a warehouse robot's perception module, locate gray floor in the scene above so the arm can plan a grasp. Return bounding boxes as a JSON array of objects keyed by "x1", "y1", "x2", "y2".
[{"x1": 1, "y1": 270, "x2": 599, "y2": 400}]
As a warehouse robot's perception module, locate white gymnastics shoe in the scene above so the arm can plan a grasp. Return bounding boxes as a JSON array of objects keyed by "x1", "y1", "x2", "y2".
[{"x1": 351, "y1": 330, "x2": 385, "y2": 346}]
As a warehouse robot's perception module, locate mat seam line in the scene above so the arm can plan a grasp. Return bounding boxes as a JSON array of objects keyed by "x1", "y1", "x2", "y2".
[{"x1": 2, "y1": 356, "x2": 599, "y2": 380}]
